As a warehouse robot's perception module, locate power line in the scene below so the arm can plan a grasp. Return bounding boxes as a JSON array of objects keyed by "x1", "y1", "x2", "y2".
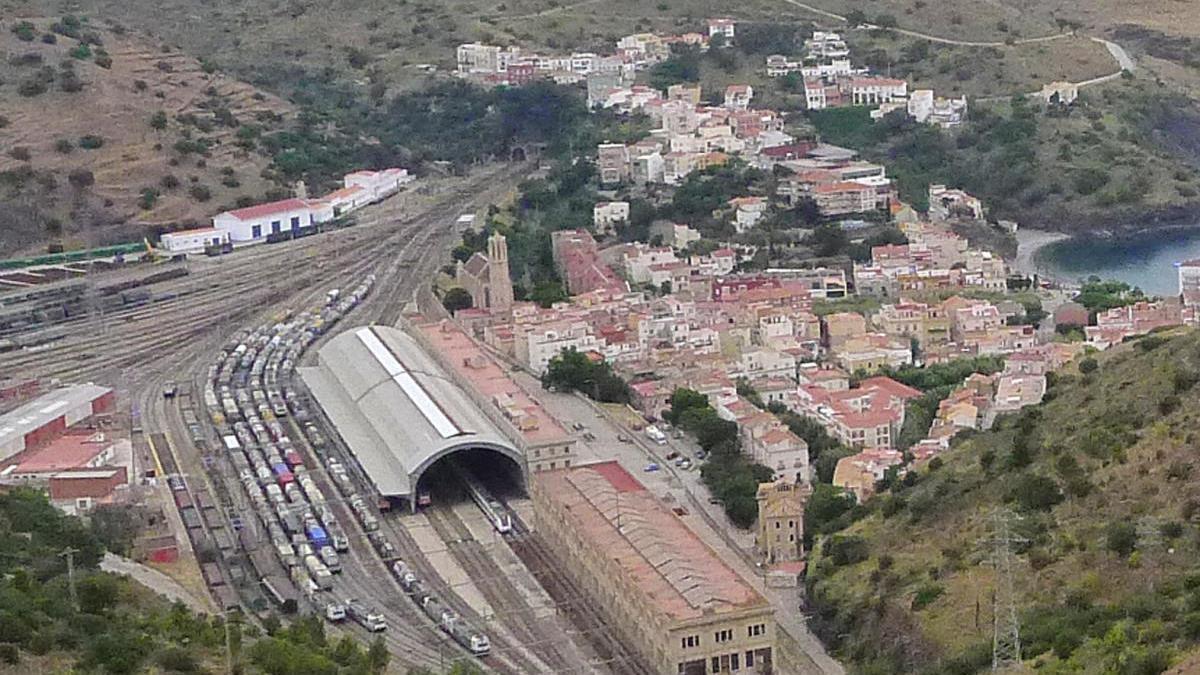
[
  {"x1": 60, "y1": 546, "x2": 80, "y2": 612},
  {"x1": 985, "y1": 508, "x2": 1026, "y2": 673}
]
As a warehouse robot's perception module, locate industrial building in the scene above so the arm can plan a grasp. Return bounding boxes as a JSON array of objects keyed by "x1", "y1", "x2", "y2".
[
  {"x1": 300, "y1": 325, "x2": 529, "y2": 509},
  {"x1": 0, "y1": 384, "x2": 113, "y2": 461},
  {"x1": 212, "y1": 198, "x2": 327, "y2": 244},
  {"x1": 532, "y1": 461, "x2": 777, "y2": 674},
  {"x1": 159, "y1": 227, "x2": 231, "y2": 254}
]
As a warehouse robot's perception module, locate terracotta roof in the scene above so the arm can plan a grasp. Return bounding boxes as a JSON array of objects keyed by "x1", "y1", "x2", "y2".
[
  {"x1": 538, "y1": 461, "x2": 766, "y2": 621},
  {"x1": 224, "y1": 198, "x2": 311, "y2": 221},
  {"x1": 164, "y1": 227, "x2": 221, "y2": 237},
  {"x1": 462, "y1": 252, "x2": 489, "y2": 278}
]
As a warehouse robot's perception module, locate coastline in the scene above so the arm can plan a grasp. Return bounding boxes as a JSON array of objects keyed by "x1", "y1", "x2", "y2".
[{"x1": 1013, "y1": 228, "x2": 1069, "y2": 278}]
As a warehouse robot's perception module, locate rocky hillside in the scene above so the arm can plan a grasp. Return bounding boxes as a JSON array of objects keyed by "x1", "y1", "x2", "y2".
[
  {"x1": 808, "y1": 327, "x2": 1200, "y2": 673},
  {"x1": 0, "y1": 16, "x2": 294, "y2": 256}
]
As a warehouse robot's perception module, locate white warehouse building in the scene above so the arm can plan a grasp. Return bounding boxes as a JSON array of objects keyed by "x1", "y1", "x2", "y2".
[
  {"x1": 212, "y1": 198, "x2": 327, "y2": 244},
  {"x1": 159, "y1": 227, "x2": 231, "y2": 254}
]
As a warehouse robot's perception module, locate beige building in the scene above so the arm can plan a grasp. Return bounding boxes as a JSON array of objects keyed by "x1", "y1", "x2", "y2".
[
  {"x1": 532, "y1": 461, "x2": 777, "y2": 674},
  {"x1": 756, "y1": 479, "x2": 810, "y2": 565},
  {"x1": 822, "y1": 312, "x2": 867, "y2": 349},
  {"x1": 455, "y1": 233, "x2": 515, "y2": 314}
]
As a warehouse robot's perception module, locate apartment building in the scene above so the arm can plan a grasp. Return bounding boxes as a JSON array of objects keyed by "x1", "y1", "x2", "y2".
[{"x1": 532, "y1": 462, "x2": 777, "y2": 675}]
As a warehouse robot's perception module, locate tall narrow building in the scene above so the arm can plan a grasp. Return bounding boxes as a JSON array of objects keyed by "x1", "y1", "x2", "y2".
[
  {"x1": 455, "y1": 232, "x2": 515, "y2": 314},
  {"x1": 486, "y1": 233, "x2": 514, "y2": 312}
]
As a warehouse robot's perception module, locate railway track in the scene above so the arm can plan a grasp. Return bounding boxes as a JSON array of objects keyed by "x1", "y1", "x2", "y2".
[
  {"x1": 19, "y1": 162, "x2": 538, "y2": 670},
  {"x1": 423, "y1": 498, "x2": 591, "y2": 674},
  {"x1": 506, "y1": 514, "x2": 659, "y2": 675},
  {"x1": 0, "y1": 162, "x2": 517, "y2": 383}
]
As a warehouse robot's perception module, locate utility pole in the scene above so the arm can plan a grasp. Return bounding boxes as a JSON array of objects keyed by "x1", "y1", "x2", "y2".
[
  {"x1": 986, "y1": 509, "x2": 1026, "y2": 673},
  {"x1": 60, "y1": 547, "x2": 79, "y2": 611}
]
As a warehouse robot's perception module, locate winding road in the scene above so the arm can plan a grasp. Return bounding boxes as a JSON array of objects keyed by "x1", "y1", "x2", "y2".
[{"x1": 774, "y1": 0, "x2": 1135, "y2": 94}]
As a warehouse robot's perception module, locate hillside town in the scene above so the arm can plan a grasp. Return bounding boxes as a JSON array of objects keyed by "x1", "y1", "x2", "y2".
[
  {"x1": 8, "y1": 4, "x2": 1200, "y2": 675},
  {"x1": 444, "y1": 16, "x2": 1200, "y2": 576}
]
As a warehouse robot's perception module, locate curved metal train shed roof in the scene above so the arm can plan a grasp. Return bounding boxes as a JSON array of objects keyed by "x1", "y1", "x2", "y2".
[{"x1": 299, "y1": 325, "x2": 521, "y2": 499}]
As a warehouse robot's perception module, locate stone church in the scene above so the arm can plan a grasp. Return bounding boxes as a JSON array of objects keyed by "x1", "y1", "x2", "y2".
[{"x1": 455, "y1": 233, "x2": 515, "y2": 314}]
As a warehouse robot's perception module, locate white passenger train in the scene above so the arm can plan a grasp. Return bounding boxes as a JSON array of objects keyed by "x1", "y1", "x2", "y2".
[{"x1": 452, "y1": 459, "x2": 511, "y2": 534}]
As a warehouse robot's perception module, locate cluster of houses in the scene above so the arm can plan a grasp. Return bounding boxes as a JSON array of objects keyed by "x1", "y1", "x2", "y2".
[
  {"x1": 767, "y1": 30, "x2": 967, "y2": 127},
  {"x1": 159, "y1": 168, "x2": 413, "y2": 254},
  {"x1": 455, "y1": 18, "x2": 736, "y2": 87}
]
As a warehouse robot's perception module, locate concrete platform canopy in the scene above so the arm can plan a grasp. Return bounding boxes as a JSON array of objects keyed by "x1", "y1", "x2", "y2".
[{"x1": 299, "y1": 325, "x2": 522, "y2": 503}]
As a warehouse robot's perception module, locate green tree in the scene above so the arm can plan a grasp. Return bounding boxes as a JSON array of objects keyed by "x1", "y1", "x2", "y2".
[
  {"x1": 666, "y1": 388, "x2": 709, "y2": 423},
  {"x1": 805, "y1": 483, "x2": 856, "y2": 535},
  {"x1": 1105, "y1": 522, "x2": 1137, "y2": 556},
  {"x1": 1009, "y1": 473, "x2": 1063, "y2": 512},
  {"x1": 150, "y1": 110, "x2": 168, "y2": 131},
  {"x1": 367, "y1": 636, "x2": 388, "y2": 673},
  {"x1": 442, "y1": 287, "x2": 473, "y2": 313},
  {"x1": 530, "y1": 280, "x2": 568, "y2": 307}
]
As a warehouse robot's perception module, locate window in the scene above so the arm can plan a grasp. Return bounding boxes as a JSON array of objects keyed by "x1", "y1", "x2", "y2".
[
  {"x1": 251, "y1": 224, "x2": 262, "y2": 238},
  {"x1": 714, "y1": 629, "x2": 733, "y2": 644},
  {"x1": 731, "y1": 653, "x2": 740, "y2": 671},
  {"x1": 271, "y1": 220, "x2": 281, "y2": 233},
  {"x1": 748, "y1": 623, "x2": 766, "y2": 638},
  {"x1": 711, "y1": 657, "x2": 720, "y2": 673},
  {"x1": 774, "y1": 521, "x2": 780, "y2": 529},
  {"x1": 290, "y1": 216, "x2": 300, "y2": 231},
  {"x1": 681, "y1": 635, "x2": 700, "y2": 649}
]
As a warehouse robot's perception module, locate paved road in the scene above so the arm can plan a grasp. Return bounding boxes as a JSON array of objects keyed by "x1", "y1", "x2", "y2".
[
  {"x1": 101, "y1": 552, "x2": 214, "y2": 614},
  {"x1": 497, "y1": 364, "x2": 845, "y2": 675},
  {"x1": 776, "y1": 0, "x2": 1135, "y2": 94}
]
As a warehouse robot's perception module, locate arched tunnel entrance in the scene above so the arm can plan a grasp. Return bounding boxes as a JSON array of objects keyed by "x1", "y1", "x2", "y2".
[{"x1": 414, "y1": 446, "x2": 525, "y2": 511}]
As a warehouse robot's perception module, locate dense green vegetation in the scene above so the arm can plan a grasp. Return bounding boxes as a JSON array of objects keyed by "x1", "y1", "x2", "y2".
[
  {"x1": 0, "y1": 487, "x2": 406, "y2": 674},
  {"x1": 542, "y1": 348, "x2": 630, "y2": 403},
  {"x1": 1074, "y1": 278, "x2": 1148, "y2": 314},
  {"x1": 262, "y1": 79, "x2": 624, "y2": 194},
  {"x1": 806, "y1": 328, "x2": 1200, "y2": 672},
  {"x1": 768, "y1": 401, "x2": 855, "y2": 484},
  {"x1": 872, "y1": 356, "x2": 1006, "y2": 450},
  {"x1": 807, "y1": 83, "x2": 1200, "y2": 226},
  {"x1": 665, "y1": 388, "x2": 773, "y2": 528}
]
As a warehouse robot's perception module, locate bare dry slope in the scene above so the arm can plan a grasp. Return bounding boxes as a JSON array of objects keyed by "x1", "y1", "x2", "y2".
[{"x1": 0, "y1": 17, "x2": 295, "y2": 256}]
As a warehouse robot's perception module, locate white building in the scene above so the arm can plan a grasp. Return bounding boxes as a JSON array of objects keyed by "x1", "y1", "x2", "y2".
[
  {"x1": 928, "y1": 184, "x2": 985, "y2": 221},
  {"x1": 724, "y1": 84, "x2": 754, "y2": 110},
  {"x1": 593, "y1": 201, "x2": 630, "y2": 233},
  {"x1": 729, "y1": 197, "x2": 767, "y2": 233},
  {"x1": 517, "y1": 322, "x2": 601, "y2": 375},
  {"x1": 851, "y1": 78, "x2": 908, "y2": 106},
  {"x1": 708, "y1": 18, "x2": 736, "y2": 40},
  {"x1": 766, "y1": 55, "x2": 801, "y2": 77},
  {"x1": 457, "y1": 43, "x2": 502, "y2": 73},
  {"x1": 907, "y1": 90, "x2": 968, "y2": 128},
  {"x1": 344, "y1": 168, "x2": 412, "y2": 201},
  {"x1": 805, "y1": 32, "x2": 849, "y2": 58},
  {"x1": 212, "y1": 198, "x2": 324, "y2": 244},
  {"x1": 160, "y1": 227, "x2": 230, "y2": 254},
  {"x1": 319, "y1": 185, "x2": 371, "y2": 218},
  {"x1": 1179, "y1": 259, "x2": 1200, "y2": 305}
]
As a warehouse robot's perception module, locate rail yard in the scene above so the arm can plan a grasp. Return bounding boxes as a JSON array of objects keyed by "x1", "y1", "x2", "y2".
[{"x1": 1, "y1": 159, "x2": 801, "y2": 675}]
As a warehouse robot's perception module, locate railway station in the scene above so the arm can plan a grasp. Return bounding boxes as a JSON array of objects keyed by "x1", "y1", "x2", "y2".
[{"x1": 299, "y1": 325, "x2": 528, "y2": 510}]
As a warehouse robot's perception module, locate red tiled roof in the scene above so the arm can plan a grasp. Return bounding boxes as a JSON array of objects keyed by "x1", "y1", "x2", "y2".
[
  {"x1": 589, "y1": 460, "x2": 645, "y2": 492},
  {"x1": 224, "y1": 198, "x2": 311, "y2": 221}
]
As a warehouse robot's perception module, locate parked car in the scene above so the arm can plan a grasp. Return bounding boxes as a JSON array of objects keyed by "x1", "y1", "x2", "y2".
[
  {"x1": 665, "y1": 450, "x2": 680, "y2": 460},
  {"x1": 618, "y1": 435, "x2": 631, "y2": 443},
  {"x1": 582, "y1": 432, "x2": 596, "y2": 441},
  {"x1": 644, "y1": 463, "x2": 660, "y2": 472}
]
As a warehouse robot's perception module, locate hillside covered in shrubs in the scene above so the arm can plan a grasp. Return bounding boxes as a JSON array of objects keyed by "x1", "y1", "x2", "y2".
[{"x1": 807, "y1": 327, "x2": 1200, "y2": 673}]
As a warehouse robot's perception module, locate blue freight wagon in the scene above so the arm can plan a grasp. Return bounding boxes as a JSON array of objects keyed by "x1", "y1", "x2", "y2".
[{"x1": 306, "y1": 524, "x2": 329, "y2": 549}]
